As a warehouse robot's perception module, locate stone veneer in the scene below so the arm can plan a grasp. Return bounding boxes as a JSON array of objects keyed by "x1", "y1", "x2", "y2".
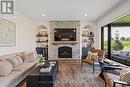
[{"x1": 48, "y1": 21, "x2": 80, "y2": 60}]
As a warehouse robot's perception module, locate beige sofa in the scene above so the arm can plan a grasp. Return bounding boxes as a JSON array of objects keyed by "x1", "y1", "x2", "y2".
[{"x1": 0, "y1": 51, "x2": 38, "y2": 87}]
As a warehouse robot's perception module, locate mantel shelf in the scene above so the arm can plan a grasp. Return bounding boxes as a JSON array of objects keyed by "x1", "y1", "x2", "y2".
[{"x1": 52, "y1": 41, "x2": 78, "y2": 45}]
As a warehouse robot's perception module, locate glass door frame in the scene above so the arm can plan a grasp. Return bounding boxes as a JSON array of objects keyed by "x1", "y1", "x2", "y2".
[{"x1": 101, "y1": 23, "x2": 112, "y2": 59}]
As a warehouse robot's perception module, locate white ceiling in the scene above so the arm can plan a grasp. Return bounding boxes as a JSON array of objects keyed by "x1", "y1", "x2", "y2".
[{"x1": 16, "y1": 0, "x2": 126, "y2": 23}]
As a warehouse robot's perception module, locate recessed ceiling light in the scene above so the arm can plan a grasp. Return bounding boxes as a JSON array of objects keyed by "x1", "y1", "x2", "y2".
[
  {"x1": 84, "y1": 14, "x2": 87, "y2": 17},
  {"x1": 42, "y1": 14, "x2": 46, "y2": 16}
]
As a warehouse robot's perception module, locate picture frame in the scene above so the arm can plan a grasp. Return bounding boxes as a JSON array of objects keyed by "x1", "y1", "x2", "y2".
[{"x1": 0, "y1": 18, "x2": 16, "y2": 47}]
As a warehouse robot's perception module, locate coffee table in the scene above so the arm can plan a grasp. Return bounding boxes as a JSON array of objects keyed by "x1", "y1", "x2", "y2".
[{"x1": 26, "y1": 60, "x2": 58, "y2": 87}]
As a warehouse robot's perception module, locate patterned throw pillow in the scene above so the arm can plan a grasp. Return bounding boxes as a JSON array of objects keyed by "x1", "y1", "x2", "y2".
[
  {"x1": 120, "y1": 68, "x2": 130, "y2": 84},
  {"x1": 86, "y1": 51, "x2": 98, "y2": 61}
]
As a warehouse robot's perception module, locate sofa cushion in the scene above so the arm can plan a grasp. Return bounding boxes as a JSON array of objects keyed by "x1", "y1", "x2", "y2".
[
  {"x1": 13, "y1": 62, "x2": 36, "y2": 71},
  {"x1": 0, "y1": 70, "x2": 21, "y2": 87},
  {"x1": 23, "y1": 52, "x2": 36, "y2": 62},
  {"x1": 6, "y1": 56, "x2": 20, "y2": 67},
  {"x1": 120, "y1": 51, "x2": 129, "y2": 56},
  {"x1": 0, "y1": 59, "x2": 13, "y2": 76}
]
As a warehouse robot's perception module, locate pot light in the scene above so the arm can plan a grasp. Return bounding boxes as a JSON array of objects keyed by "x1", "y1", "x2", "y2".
[
  {"x1": 84, "y1": 14, "x2": 87, "y2": 17},
  {"x1": 42, "y1": 14, "x2": 46, "y2": 16}
]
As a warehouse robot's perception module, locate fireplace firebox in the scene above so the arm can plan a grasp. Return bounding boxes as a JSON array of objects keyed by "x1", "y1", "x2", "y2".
[{"x1": 58, "y1": 46, "x2": 72, "y2": 58}]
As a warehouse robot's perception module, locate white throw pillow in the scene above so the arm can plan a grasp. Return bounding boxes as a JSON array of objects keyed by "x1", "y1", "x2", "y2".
[
  {"x1": 0, "y1": 59, "x2": 13, "y2": 76},
  {"x1": 23, "y1": 52, "x2": 35, "y2": 62},
  {"x1": 6, "y1": 56, "x2": 19, "y2": 67},
  {"x1": 87, "y1": 51, "x2": 98, "y2": 61},
  {"x1": 33, "y1": 50, "x2": 38, "y2": 59},
  {"x1": 15, "y1": 55, "x2": 23, "y2": 64}
]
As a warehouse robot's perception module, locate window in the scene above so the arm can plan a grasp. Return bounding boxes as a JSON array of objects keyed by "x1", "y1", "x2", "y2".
[
  {"x1": 101, "y1": 14, "x2": 130, "y2": 65},
  {"x1": 101, "y1": 25, "x2": 130, "y2": 65},
  {"x1": 104, "y1": 27, "x2": 108, "y2": 52},
  {"x1": 111, "y1": 26, "x2": 130, "y2": 51}
]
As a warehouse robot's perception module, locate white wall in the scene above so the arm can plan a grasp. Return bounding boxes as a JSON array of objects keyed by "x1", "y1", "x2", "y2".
[
  {"x1": 96, "y1": 0, "x2": 130, "y2": 48},
  {"x1": 0, "y1": 12, "x2": 37, "y2": 56}
]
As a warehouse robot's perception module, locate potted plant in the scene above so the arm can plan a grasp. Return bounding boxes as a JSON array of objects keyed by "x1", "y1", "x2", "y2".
[{"x1": 38, "y1": 54, "x2": 45, "y2": 65}]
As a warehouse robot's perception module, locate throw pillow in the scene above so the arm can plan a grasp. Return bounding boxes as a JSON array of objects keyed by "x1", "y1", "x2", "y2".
[
  {"x1": 15, "y1": 55, "x2": 23, "y2": 64},
  {"x1": 127, "y1": 52, "x2": 130, "y2": 56},
  {"x1": 87, "y1": 51, "x2": 92, "y2": 60},
  {"x1": 33, "y1": 50, "x2": 38, "y2": 59},
  {"x1": 86, "y1": 51, "x2": 98, "y2": 61},
  {"x1": 23, "y1": 52, "x2": 35, "y2": 62},
  {"x1": 120, "y1": 51, "x2": 129, "y2": 56},
  {"x1": 6, "y1": 56, "x2": 19, "y2": 67},
  {"x1": 120, "y1": 68, "x2": 130, "y2": 83},
  {"x1": 0, "y1": 59, "x2": 13, "y2": 76}
]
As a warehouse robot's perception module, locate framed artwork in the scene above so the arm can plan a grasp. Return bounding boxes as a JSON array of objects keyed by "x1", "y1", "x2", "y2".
[{"x1": 0, "y1": 18, "x2": 15, "y2": 47}]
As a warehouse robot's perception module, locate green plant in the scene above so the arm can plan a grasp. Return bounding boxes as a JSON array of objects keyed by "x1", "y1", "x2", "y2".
[
  {"x1": 112, "y1": 30, "x2": 124, "y2": 51},
  {"x1": 38, "y1": 55, "x2": 45, "y2": 64}
]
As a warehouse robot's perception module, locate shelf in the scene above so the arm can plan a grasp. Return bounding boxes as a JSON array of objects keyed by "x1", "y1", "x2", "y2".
[
  {"x1": 82, "y1": 34, "x2": 94, "y2": 37},
  {"x1": 52, "y1": 41, "x2": 78, "y2": 45},
  {"x1": 36, "y1": 34, "x2": 48, "y2": 37},
  {"x1": 36, "y1": 41, "x2": 48, "y2": 43},
  {"x1": 82, "y1": 41, "x2": 94, "y2": 43}
]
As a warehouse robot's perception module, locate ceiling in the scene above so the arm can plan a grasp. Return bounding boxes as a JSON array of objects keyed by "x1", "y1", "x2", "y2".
[{"x1": 16, "y1": 0, "x2": 126, "y2": 23}]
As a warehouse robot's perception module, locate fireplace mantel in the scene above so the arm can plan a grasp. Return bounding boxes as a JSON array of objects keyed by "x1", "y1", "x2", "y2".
[{"x1": 52, "y1": 41, "x2": 78, "y2": 45}]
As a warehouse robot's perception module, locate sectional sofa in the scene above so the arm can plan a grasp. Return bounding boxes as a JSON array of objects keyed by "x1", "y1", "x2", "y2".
[
  {"x1": 0, "y1": 51, "x2": 38, "y2": 87},
  {"x1": 111, "y1": 51, "x2": 130, "y2": 66}
]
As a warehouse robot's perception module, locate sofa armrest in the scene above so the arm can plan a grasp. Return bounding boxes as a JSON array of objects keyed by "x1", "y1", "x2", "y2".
[{"x1": 113, "y1": 80, "x2": 130, "y2": 87}]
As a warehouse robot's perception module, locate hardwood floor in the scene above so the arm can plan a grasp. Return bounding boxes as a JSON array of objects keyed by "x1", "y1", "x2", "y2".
[{"x1": 22, "y1": 61, "x2": 104, "y2": 87}]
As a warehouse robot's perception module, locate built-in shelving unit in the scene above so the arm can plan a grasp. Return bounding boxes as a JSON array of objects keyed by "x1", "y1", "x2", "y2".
[
  {"x1": 36, "y1": 25, "x2": 48, "y2": 48},
  {"x1": 82, "y1": 25, "x2": 94, "y2": 48},
  {"x1": 82, "y1": 25, "x2": 95, "y2": 59}
]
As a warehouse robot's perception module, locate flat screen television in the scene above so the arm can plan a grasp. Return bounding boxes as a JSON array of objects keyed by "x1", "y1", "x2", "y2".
[{"x1": 54, "y1": 28, "x2": 76, "y2": 41}]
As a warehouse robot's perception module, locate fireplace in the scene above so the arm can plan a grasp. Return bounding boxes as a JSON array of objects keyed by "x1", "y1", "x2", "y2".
[{"x1": 58, "y1": 46, "x2": 72, "y2": 58}]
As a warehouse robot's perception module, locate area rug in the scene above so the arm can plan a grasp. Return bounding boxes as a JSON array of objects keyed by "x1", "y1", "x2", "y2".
[
  {"x1": 22, "y1": 62, "x2": 105, "y2": 87},
  {"x1": 54, "y1": 62, "x2": 105, "y2": 87}
]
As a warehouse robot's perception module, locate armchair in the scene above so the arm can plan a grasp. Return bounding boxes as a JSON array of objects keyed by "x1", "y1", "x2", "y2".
[{"x1": 81, "y1": 49, "x2": 105, "y2": 73}]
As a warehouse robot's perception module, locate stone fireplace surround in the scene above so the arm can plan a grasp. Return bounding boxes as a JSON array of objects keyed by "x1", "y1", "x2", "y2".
[{"x1": 48, "y1": 21, "x2": 80, "y2": 60}]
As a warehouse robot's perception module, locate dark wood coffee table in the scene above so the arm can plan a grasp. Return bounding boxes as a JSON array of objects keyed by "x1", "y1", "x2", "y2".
[{"x1": 26, "y1": 60, "x2": 58, "y2": 87}]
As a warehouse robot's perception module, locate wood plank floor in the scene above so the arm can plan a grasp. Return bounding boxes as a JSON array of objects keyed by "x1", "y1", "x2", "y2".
[{"x1": 22, "y1": 61, "x2": 104, "y2": 87}]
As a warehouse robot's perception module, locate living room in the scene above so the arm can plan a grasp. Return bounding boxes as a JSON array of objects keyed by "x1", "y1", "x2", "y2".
[{"x1": 0, "y1": 0, "x2": 130, "y2": 87}]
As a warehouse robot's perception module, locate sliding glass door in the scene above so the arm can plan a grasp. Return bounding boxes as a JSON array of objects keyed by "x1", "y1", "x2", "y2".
[
  {"x1": 101, "y1": 14, "x2": 130, "y2": 65},
  {"x1": 101, "y1": 26, "x2": 108, "y2": 53},
  {"x1": 101, "y1": 24, "x2": 130, "y2": 65}
]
